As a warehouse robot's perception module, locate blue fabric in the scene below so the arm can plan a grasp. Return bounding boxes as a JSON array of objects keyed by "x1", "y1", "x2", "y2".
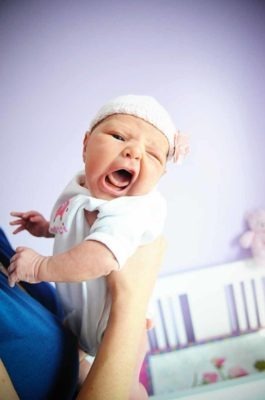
[
  {"x1": 0, "y1": 227, "x2": 15, "y2": 267},
  {"x1": 0, "y1": 272, "x2": 79, "y2": 399},
  {"x1": 0, "y1": 227, "x2": 64, "y2": 318},
  {"x1": 0, "y1": 229, "x2": 79, "y2": 399}
]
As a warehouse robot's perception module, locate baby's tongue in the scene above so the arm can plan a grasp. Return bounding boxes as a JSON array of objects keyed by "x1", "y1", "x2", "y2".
[{"x1": 107, "y1": 170, "x2": 131, "y2": 188}]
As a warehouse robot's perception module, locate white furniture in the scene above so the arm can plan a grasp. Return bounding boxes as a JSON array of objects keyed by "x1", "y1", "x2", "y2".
[
  {"x1": 146, "y1": 258, "x2": 265, "y2": 399},
  {"x1": 150, "y1": 374, "x2": 265, "y2": 400},
  {"x1": 148, "y1": 258, "x2": 265, "y2": 352}
]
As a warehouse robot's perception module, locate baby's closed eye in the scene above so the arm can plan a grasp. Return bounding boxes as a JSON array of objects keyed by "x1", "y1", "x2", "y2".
[{"x1": 111, "y1": 133, "x2": 125, "y2": 141}]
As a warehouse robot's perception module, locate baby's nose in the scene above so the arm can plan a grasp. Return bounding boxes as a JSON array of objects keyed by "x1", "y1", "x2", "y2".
[{"x1": 122, "y1": 144, "x2": 142, "y2": 160}]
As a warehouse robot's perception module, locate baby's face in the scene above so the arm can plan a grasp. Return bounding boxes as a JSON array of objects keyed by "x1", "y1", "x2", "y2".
[{"x1": 82, "y1": 114, "x2": 169, "y2": 200}]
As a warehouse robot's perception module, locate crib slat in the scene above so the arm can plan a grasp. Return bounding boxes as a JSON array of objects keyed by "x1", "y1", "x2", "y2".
[
  {"x1": 179, "y1": 294, "x2": 195, "y2": 343},
  {"x1": 233, "y1": 281, "x2": 248, "y2": 332},
  {"x1": 253, "y1": 277, "x2": 265, "y2": 327},
  {"x1": 225, "y1": 284, "x2": 239, "y2": 334},
  {"x1": 147, "y1": 325, "x2": 158, "y2": 352},
  {"x1": 171, "y1": 294, "x2": 188, "y2": 346},
  {"x1": 160, "y1": 297, "x2": 177, "y2": 349},
  {"x1": 168, "y1": 296, "x2": 181, "y2": 347},
  {"x1": 244, "y1": 279, "x2": 258, "y2": 329},
  {"x1": 152, "y1": 300, "x2": 167, "y2": 350},
  {"x1": 148, "y1": 294, "x2": 189, "y2": 351}
]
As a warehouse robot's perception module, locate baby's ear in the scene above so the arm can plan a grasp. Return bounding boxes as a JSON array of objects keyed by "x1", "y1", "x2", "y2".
[{"x1": 82, "y1": 131, "x2": 91, "y2": 161}]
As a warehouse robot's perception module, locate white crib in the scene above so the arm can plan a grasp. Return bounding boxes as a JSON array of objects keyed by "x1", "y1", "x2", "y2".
[{"x1": 146, "y1": 258, "x2": 265, "y2": 400}]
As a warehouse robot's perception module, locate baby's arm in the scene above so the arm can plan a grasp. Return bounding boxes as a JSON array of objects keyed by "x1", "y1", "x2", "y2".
[
  {"x1": 10, "y1": 211, "x2": 54, "y2": 238},
  {"x1": 8, "y1": 240, "x2": 119, "y2": 287}
]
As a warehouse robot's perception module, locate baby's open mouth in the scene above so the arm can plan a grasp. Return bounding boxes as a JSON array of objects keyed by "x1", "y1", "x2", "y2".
[{"x1": 105, "y1": 169, "x2": 133, "y2": 190}]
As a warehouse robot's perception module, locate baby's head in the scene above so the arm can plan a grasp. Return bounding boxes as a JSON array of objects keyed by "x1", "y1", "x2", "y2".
[
  {"x1": 82, "y1": 95, "x2": 189, "y2": 199},
  {"x1": 90, "y1": 95, "x2": 177, "y2": 161}
]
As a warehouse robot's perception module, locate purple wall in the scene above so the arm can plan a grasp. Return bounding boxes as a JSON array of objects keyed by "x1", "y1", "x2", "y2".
[{"x1": 1, "y1": 0, "x2": 265, "y2": 275}]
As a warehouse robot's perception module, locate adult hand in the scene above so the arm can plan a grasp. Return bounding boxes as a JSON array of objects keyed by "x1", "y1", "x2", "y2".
[
  {"x1": 77, "y1": 237, "x2": 166, "y2": 400},
  {"x1": 107, "y1": 236, "x2": 166, "y2": 302}
]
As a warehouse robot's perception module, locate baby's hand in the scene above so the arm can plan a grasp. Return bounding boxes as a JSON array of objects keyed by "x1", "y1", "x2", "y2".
[
  {"x1": 10, "y1": 211, "x2": 51, "y2": 237},
  {"x1": 8, "y1": 247, "x2": 47, "y2": 287}
]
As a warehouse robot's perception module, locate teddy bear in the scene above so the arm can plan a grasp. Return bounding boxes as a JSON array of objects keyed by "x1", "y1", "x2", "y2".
[{"x1": 240, "y1": 209, "x2": 265, "y2": 264}]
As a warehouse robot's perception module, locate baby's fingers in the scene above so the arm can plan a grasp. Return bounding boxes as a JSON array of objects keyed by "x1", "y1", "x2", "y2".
[
  {"x1": 13, "y1": 226, "x2": 26, "y2": 234},
  {"x1": 10, "y1": 212, "x2": 26, "y2": 234},
  {"x1": 10, "y1": 221, "x2": 26, "y2": 235},
  {"x1": 15, "y1": 246, "x2": 26, "y2": 253},
  {"x1": 8, "y1": 273, "x2": 18, "y2": 288},
  {"x1": 18, "y1": 211, "x2": 40, "y2": 220},
  {"x1": 10, "y1": 211, "x2": 25, "y2": 218},
  {"x1": 7, "y1": 261, "x2": 17, "y2": 287},
  {"x1": 10, "y1": 218, "x2": 25, "y2": 226},
  {"x1": 9, "y1": 248, "x2": 24, "y2": 268},
  {"x1": 28, "y1": 215, "x2": 42, "y2": 222},
  {"x1": 8, "y1": 262, "x2": 15, "y2": 274},
  {"x1": 10, "y1": 210, "x2": 39, "y2": 221}
]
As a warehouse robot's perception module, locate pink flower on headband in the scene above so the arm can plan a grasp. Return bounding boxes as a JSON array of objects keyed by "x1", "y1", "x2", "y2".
[{"x1": 173, "y1": 131, "x2": 190, "y2": 164}]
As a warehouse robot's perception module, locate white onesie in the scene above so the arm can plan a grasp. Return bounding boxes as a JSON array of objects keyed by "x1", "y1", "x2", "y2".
[{"x1": 49, "y1": 171, "x2": 167, "y2": 355}]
